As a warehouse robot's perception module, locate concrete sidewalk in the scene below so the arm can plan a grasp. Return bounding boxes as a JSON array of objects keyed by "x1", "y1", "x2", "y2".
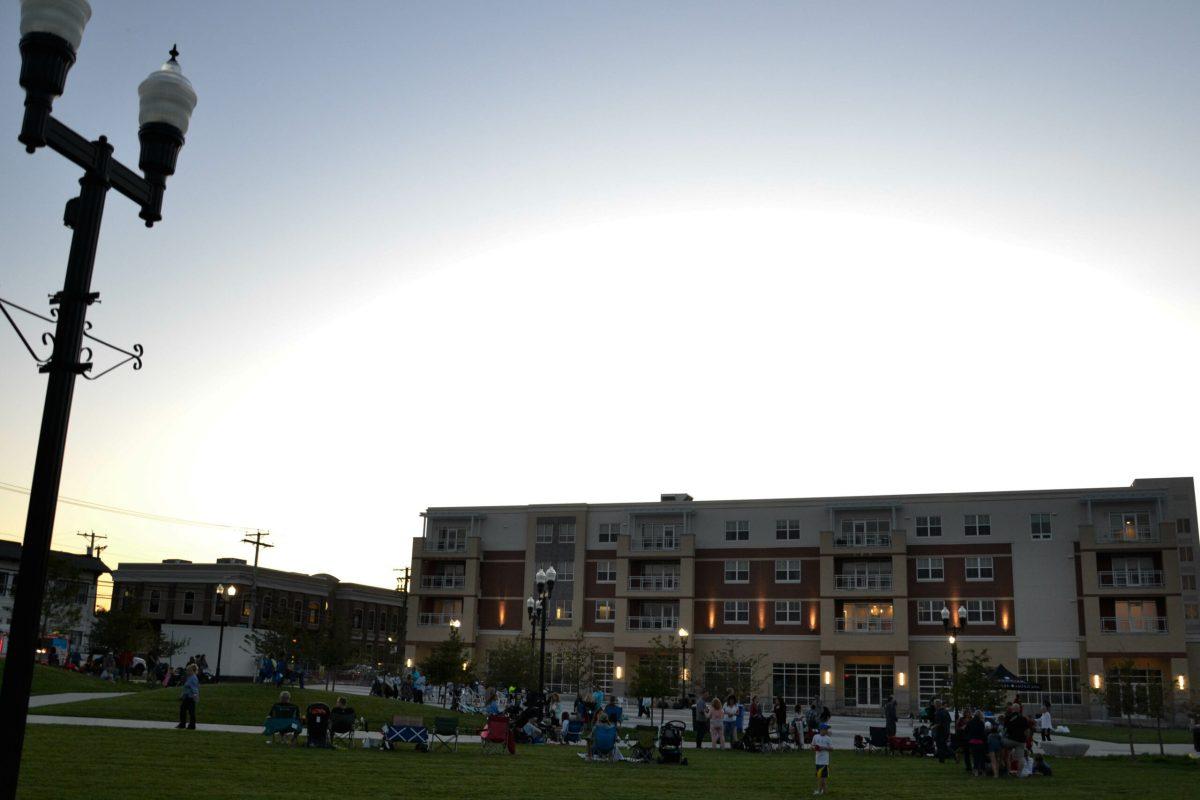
[{"x1": 29, "y1": 692, "x2": 131, "y2": 708}]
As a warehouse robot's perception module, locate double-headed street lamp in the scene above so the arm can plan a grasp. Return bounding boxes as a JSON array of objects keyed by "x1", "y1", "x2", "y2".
[
  {"x1": 678, "y1": 627, "x2": 690, "y2": 705},
  {"x1": 214, "y1": 584, "x2": 238, "y2": 681},
  {"x1": 526, "y1": 566, "x2": 556, "y2": 704},
  {"x1": 941, "y1": 604, "x2": 968, "y2": 719},
  {"x1": 0, "y1": 3, "x2": 196, "y2": 794}
]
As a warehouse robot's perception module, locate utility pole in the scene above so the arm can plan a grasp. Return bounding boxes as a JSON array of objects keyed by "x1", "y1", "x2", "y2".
[
  {"x1": 241, "y1": 530, "x2": 273, "y2": 630},
  {"x1": 394, "y1": 567, "x2": 410, "y2": 671},
  {"x1": 76, "y1": 529, "x2": 106, "y2": 557}
]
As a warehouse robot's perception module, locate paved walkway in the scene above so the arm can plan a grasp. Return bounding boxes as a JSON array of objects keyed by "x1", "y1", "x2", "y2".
[{"x1": 28, "y1": 692, "x2": 132, "y2": 708}]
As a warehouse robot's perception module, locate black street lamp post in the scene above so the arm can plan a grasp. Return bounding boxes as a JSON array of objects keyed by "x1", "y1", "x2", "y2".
[
  {"x1": 678, "y1": 627, "x2": 690, "y2": 705},
  {"x1": 215, "y1": 584, "x2": 237, "y2": 681},
  {"x1": 526, "y1": 595, "x2": 539, "y2": 653},
  {"x1": 529, "y1": 566, "x2": 556, "y2": 702},
  {"x1": 0, "y1": 3, "x2": 196, "y2": 792},
  {"x1": 941, "y1": 604, "x2": 968, "y2": 719}
]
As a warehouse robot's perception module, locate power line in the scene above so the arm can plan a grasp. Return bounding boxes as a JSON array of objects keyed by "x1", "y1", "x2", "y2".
[{"x1": 0, "y1": 480, "x2": 263, "y2": 531}]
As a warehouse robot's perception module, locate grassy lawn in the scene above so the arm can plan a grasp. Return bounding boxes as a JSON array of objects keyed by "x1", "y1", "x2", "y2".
[
  {"x1": 16, "y1": 724, "x2": 1199, "y2": 799},
  {"x1": 1057, "y1": 723, "x2": 1193, "y2": 745},
  {"x1": 0, "y1": 660, "x2": 153, "y2": 696},
  {"x1": 33, "y1": 682, "x2": 484, "y2": 730}
]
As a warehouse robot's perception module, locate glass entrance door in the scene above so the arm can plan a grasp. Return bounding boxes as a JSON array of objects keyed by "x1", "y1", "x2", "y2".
[{"x1": 855, "y1": 675, "x2": 883, "y2": 707}]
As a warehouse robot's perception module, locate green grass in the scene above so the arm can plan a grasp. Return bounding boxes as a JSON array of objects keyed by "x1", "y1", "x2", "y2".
[
  {"x1": 1057, "y1": 723, "x2": 1193, "y2": 745},
  {"x1": 32, "y1": 682, "x2": 484, "y2": 730},
  {"x1": 0, "y1": 660, "x2": 152, "y2": 696},
  {"x1": 16, "y1": 725, "x2": 1199, "y2": 799}
]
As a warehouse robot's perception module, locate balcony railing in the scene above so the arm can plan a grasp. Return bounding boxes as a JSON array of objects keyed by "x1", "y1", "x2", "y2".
[
  {"x1": 626, "y1": 615, "x2": 679, "y2": 630},
  {"x1": 1099, "y1": 616, "x2": 1167, "y2": 634},
  {"x1": 628, "y1": 574, "x2": 680, "y2": 591},
  {"x1": 1096, "y1": 528, "x2": 1159, "y2": 544},
  {"x1": 420, "y1": 575, "x2": 466, "y2": 590},
  {"x1": 424, "y1": 537, "x2": 467, "y2": 553},
  {"x1": 835, "y1": 617, "x2": 894, "y2": 633},
  {"x1": 631, "y1": 536, "x2": 679, "y2": 552},
  {"x1": 417, "y1": 612, "x2": 459, "y2": 626},
  {"x1": 1097, "y1": 570, "x2": 1164, "y2": 588},
  {"x1": 834, "y1": 574, "x2": 893, "y2": 591},
  {"x1": 833, "y1": 532, "x2": 892, "y2": 549}
]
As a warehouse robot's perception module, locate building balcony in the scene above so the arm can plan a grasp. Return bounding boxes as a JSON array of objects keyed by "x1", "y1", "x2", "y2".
[
  {"x1": 628, "y1": 575, "x2": 680, "y2": 591},
  {"x1": 417, "y1": 612, "x2": 459, "y2": 626},
  {"x1": 835, "y1": 617, "x2": 894, "y2": 634},
  {"x1": 834, "y1": 574, "x2": 893, "y2": 591},
  {"x1": 1095, "y1": 528, "x2": 1160, "y2": 545},
  {"x1": 1099, "y1": 616, "x2": 1167, "y2": 634},
  {"x1": 1097, "y1": 570, "x2": 1164, "y2": 589},
  {"x1": 631, "y1": 536, "x2": 680, "y2": 552},
  {"x1": 419, "y1": 575, "x2": 466, "y2": 590},
  {"x1": 424, "y1": 538, "x2": 467, "y2": 553},
  {"x1": 626, "y1": 615, "x2": 679, "y2": 631},
  {"x1": 832, "y1": 532, "x2": 892, "y2": 549}
]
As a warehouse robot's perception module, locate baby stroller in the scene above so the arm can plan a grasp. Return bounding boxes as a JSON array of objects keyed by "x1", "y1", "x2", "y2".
[
  {"x1": 913, "y1": 724, "x2": 936, "y2": 757},
  {"x1": 656, "y1": 720, "x2": 688, "y2": 765},
  {"x1": 305, "y1": 703, "x2": 331, "y2": 748},
  {"x1": 629, "y1": 727, "x2": 656, "y2": 763},
  {"x1": 743, "y1": 714, "x2": 775, "y2": 753}
]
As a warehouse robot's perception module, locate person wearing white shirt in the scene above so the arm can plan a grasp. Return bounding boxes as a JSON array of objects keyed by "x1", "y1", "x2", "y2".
[
  {"x1": 811, "y1": 722, "x2": 833, "y2": 796},
  {"x1": 1038, "y1": 703, "x2": 1053, "y2": 742}
]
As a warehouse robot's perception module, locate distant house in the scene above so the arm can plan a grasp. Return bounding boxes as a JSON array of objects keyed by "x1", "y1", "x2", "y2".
[{"x1": 0, "y1": 540, "x2": 111, "y2": 656}]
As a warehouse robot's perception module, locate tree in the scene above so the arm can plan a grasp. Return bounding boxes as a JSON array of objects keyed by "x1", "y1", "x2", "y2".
[
  {"x1": 1096, "y1": 659, "x2": 1143, "y2": 758},
  {"x1": 950, "y1": 649, "x2": 1004, "y2": 714},
  {"x1": 556, "y1": 629, "x2": 601, "y2": 695},
  {"x1": 701, "y1": 640, "x2": 769, "y2": 701},
  {"x1": 1144, "y1": 677, "x2": 1175, "y2": 756},
  {"x1": 89, "y1": 604, "x2": 187, "y2": 677},
  {"x1": 39, "y1": 555, "x2": 84, "y2": 640},
  {"x1": 244, "y1": 609, "x2": 305, "y2": 663},
  {"x1": 631, "y1": 635, "x2": 679, "y2": 725},
  {"x1": 420, "y1": 627, "x2": 469, "y2": 686},
  {"x1": 483, "y1": 635, "x2": 535, "y2": 691},
  {"x1": 311, "y1": 618, "x2": 355, "y2": 686}
]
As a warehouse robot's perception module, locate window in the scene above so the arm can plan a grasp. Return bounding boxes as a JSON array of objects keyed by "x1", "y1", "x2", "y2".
[
  {"x1": 352, "y1": 609, "x2": 363, "y2": 629},
  {"x1": 917, "y1": 600, "x2": 948, "y2": 624},
  {"x1": 916, "y1": 557, "x2": 944, "y2": 582},
  {"x1": 559, "y1": 522, "x2": 576, "y2": 543},
  {"x1": 774, "y1": 559, "x2": 802, "y2": 583},
  {"x1": 1109, "y1": 511, "x2": 1152, "y2": 539},
  {"x1": 915, "y1": 515, "x2": 942, "y2": 537},
  {"x1": 390, "y1": 612, "x2": 398, "y2": 633},
  {"x1": 538, "y1": 561, "x2": 573, "y2": 582},
  {"x1": 965, "y1": 556, "x2": 994, "y2": 581},
  {"x1": 148, "y1": 589, "x2": 161, "y2": 614},
  {"x1": 595, "y1": 600, "x2": 615, "y2": 622},
  {"x1": 1180, "y1": 546, "x2": 1194, "y2": 562},
  {"x1": 964, "y1": 514, "x2": 991, "y2": 536},
  {"x1": 724, "y1": 560, "x2": 749, "y2": 583},
  {"x1": 242, "y1": 599, "x2": 252, "y2": 618},
  {"x1": 536, "y1": 523, "x2": 554, "y2": 544},
  {"x1": 1176, "y1": 518, "x2": 1192, "y2": 534},
  {"x1": 964, "y1": 599, "x2": 996, "y2": 623},
  {"x1": 773, "y1": 662, "x2": 821, "y2": 706},
  {"x1": 598, "y1": 523, "x2": 621, "y2": 544},
  {"x1": 307, "y1": 601, "x2": 320, "y2": 625},
  {"x1": 724, "y1": 600, "x2": 749, "y2": 623},
  {"x1": 725, "y1": 520, "x2": 750, "y2": 541},
  {"x1": 182, "y1": 591, "x2": 195, "y2": 615},
  {"x1": 0, "y1": 571, "x2": 10, "y2": 596},
  {"x1": 1184, "y1": 602, "x2": 1199, "y2": 621},
  {"x1": 293, "y1": 599, "x2": 303, "y2": 624},
  {"x1": 596, "y1": 560, "x2": 616, "y2": 583},
  {"x1": 592, "y1": 654, "x2": 614, "y2": 695},
  {"x1": 366, "y1": 609, "x2": 375, "y2": 630},
  {"x1": 554, "y1": 598, "x2": 573, "y2": 622},
  {"x1": 774, "y1": 600, "x2": 804, "y2": 624},
  {"x1": 261, "y1": 595, "x2": 272, "y2": 622},
  {"x1": 1183, "y1": 575, "x2": 1197, "y2": 591},
  {"x1": 1030, "y1": 513, "x2": 1053, "y2": 540},
  {"x1": 775, "y1": 519, "x2": 801, "y2": 540},
  {"x1": 918, "y1": 665, "x2": 950, "y2": 705}
]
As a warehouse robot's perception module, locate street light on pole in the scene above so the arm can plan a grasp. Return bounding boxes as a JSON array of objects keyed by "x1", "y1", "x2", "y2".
[
  {"x1": 0, "y1": 4, "x2": 196, "y2": 792},
  {"x1": 678, "y1": 627, "x2": 690, "y2": 705},
  {"x1": 941, "y1": 604, "x2": 968, "y2": 719},
  {"x1": 215, "y1": 584, "x2": 237, "y2": 681},
  {"x1": 534, "y1": 566, "x2": 556, "y2": 707}
]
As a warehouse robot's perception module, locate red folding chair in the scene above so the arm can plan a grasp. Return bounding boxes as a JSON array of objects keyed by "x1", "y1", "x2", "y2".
[{"x1": 480, "y1": 714, "x2": 514, "y2": 755}]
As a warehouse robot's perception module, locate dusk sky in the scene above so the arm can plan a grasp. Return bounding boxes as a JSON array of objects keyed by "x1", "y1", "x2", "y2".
[{"x1": 2, "y1": 1, "x2": 1198, "y2": 594}]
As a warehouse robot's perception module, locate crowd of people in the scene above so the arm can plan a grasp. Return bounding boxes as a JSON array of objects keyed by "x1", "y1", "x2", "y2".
[{"x1": 924, "y1": 697, "x2": 1055, "y2": 779}]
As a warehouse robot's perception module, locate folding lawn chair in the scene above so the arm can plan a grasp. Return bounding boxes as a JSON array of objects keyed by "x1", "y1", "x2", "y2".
[
  {"x1": 868, "y1": 726, "x2": 889, "y2": 753},
  {"x1": 629, "y1": 727, "x2": 656, "y2": 762},
  {"x1": 263, "y1": 703, "x2": 303, "y2": 744},
  {"x1": 561, "y1": 717, "x2": 585, "y2": 744},
  {"x1": 589, "y1": 725, "x2": 618, "y2": 762},
  {"x1": 305, "y1": 703, "x2": 331, "y2": 748},
  {"x1": 480, "y1": 714, "x2": 513, "y2": 755},
  {"x1": 431, "y1": 717, "x2": 459, "y2": 752},
  {"x1": 330, "y1": 706, "x2": 357, "y2": 747}
]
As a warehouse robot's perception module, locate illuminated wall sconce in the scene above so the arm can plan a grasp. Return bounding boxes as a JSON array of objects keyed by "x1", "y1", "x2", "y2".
[
  {"x1": 823, "y1": 670, "x2": 832, "y2": 686},
  {"x1": 897, "y1": 672, "x2": 906, "y2": 687},
  {"x1": 1001, "y1": 611, "x2": 1009, "y2": 631},
  {"x1": 1177, "y1": 674, "x2": 1187, "y2": 691},
  {"x1": 405, "y1": 658, "x2": 413, "y2": 669},
  {"x1": 614, "y1": 665, "x2": 624, "y2": 680},
  {"x1": 461, "y1": 661, "x2": 469, "y2": 671},
  {"x1": 1091, "y1": 673, "x2": 1102, "y2": 690}
]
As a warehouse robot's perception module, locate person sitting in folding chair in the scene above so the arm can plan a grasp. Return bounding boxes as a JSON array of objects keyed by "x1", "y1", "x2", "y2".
[
  {"x1": 480, "y1": 713, "x2": 514, "y2": 755},
  {"x1": 431, "y1": 717, "x2": 459, "y2": 752},
  {"x1": 329, "y1": 697, "x2": 358, "y2": 748},
  {"x1": 263, "y1": 691, "x2": 303, "y2": 745},
  {"x1": 579, "y1": 713, "x2": 619, "y2": 761}
]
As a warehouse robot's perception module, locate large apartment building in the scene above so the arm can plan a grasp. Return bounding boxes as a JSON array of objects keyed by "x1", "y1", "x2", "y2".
[{"x1": 404, "y1": 477, "x2": 1200, "y2": 720}]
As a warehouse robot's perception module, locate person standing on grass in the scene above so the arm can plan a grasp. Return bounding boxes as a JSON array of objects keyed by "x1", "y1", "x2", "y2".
[
  {"x1": 1038, "y1": 702, "x2": 1053, "y2": 743},
  {"x1": 883, "y1": 695, "x2": 898, "y2": 737},
  {"x1": 176, "y1": 664, "x2": 199, "y2": 730},
  {"x1": 693, "y1": 692, "x2": 709, "y2": 749},
  {"x1": 812, "y1": 722, "x2": 833, "y2": 796},
  {"x1": 773, "y1": 697, "x2": 788, "y2": 744},
  {"x1": 723, "y1": 695, "x2": 738, "y2": 746},
  {"x1": 709, "y1": 697, "x2": 726, "y2": 749}
]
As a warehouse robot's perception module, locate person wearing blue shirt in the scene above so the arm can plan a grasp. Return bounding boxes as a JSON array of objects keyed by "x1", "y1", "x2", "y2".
[{"x1": 176, "y1": 664, "x2": 199, "y2": 729}]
